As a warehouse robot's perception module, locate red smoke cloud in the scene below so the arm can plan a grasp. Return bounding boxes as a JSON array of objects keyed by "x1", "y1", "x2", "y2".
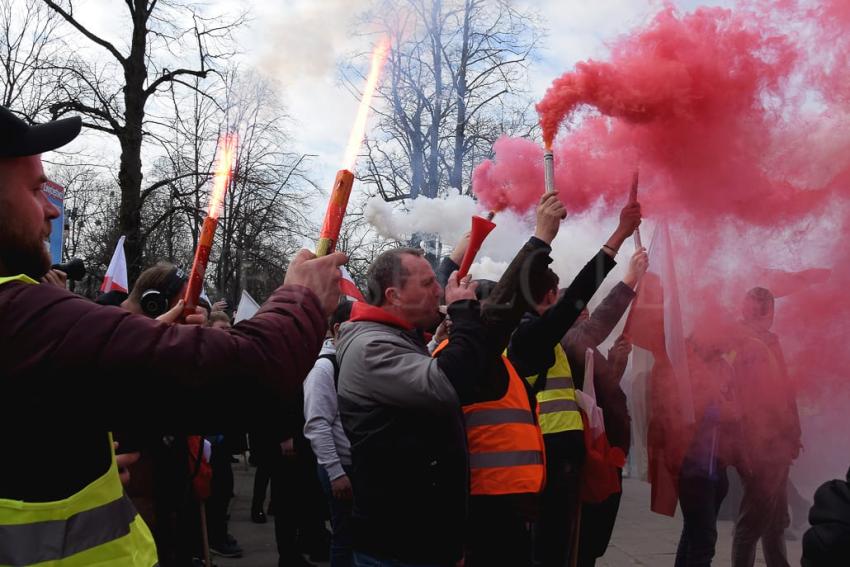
[
  {"x1": 472, "y1": 1, "x2": 850, "y2": 495},
  {"x1": 474, "y1": 7, "x2": 828, "y2": 224}
]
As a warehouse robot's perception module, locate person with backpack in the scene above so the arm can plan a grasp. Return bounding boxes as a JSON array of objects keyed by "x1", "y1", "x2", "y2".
[{"x1": 304, "y1": 300, "x2": 355, "y2": 567}]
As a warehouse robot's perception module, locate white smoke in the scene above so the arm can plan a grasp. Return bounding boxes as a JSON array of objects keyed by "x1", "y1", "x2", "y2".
[
  {"x1": 366, "y1": 195, "x2": 638, "y2": 312},
  {"x1": 364, "y1": 195, "x2": 479, "y2": 243}
]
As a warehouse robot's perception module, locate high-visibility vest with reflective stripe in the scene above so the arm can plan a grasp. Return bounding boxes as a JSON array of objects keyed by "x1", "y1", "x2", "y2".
[
  {"x1": 524, "y1": 344, "x2": 583, "y2": 435},
  {"x1": 0, "y1": 278, "x2": 159, "y2": 567},
  {"x1": 433, "y1": 340, "x2": 546, "y2": 496}
]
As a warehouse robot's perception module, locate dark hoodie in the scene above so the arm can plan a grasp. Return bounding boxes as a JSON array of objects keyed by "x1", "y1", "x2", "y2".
[{"x1": 802, "y1": 467, "x2": 850, "y2": 567}]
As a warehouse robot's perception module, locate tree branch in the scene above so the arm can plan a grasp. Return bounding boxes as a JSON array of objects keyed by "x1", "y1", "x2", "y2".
[
  {"x1": 144, "y1": 68, "x2": 208, "y2": 98},
  {"x1": 42, "y1": 0, "x2": 126, "y2": 64}
]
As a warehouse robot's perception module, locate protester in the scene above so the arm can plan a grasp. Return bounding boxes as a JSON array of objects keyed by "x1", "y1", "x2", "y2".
[
  {"x1": 271, "y1": 389, "x2": 331, "y2": 567},
  {"x1": 561, "y1": 247, "x2": 647, "y2": 567},
  {"x1": 304, "y1": 300, "x2": 356, "y2": 567},
  {"x1": 730, "y1": 287, "x2": 801, "y2": 567},
  {"x1": 336, "y1": 246, "x2": 484, "y2": 566},
  {"x1": 506, "y1": 201, "x2": 641, "y2": 567},
  {"x1": 0, "y1": 106, "x2": 345, "y2": 566},
  {"x1": 432, "y1": 193, "x2": 566, "y2": 567},
  {"x1": 674, "y1": 332, "x2": 740, "y2": 567},
  {"x1": 208, "y1": 310, "x2": 232, "y2": 329},
  {"x1": 249, "y1": 431, "x2": 275, "y2": 524},
  {"x1": 802, "y1": 466, "x2": 850, "y2": 567},
  {"x1": 115, "y1": 262, "x2": 205, "y2": 567},
  {"x1": 206, "y1": 434, "x2": 243, "y2": 559}
]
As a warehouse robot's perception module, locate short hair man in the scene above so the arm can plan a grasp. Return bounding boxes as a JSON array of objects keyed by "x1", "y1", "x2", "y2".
[
  {"x1": 0, "y1": 106, "x2": 345, "y2": 566},
  {"x1": 336, "y1": 245, "x2": 482, "y2": 566}
]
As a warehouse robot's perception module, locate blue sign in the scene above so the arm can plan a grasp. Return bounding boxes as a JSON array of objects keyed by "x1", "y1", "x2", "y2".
[{"x1": 43, "y1": 181, "x2": 64, "y2": 264}]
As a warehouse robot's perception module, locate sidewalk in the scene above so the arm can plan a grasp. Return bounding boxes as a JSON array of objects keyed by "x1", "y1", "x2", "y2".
[{"x1": 216, "y1": 462, "x2": 803, "y2": 567}]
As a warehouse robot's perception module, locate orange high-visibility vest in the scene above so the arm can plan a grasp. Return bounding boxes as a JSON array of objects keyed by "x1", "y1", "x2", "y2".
[{"x1": 433, "y1": 340, "x2": 546, "y2": 496}]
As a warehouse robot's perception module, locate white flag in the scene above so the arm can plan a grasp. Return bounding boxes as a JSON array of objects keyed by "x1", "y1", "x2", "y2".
[{"x1": 234, "y1": 290, "x2": 260, "y2": 323}]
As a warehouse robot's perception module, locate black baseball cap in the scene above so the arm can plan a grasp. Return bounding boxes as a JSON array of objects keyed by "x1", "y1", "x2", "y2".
[{"x1": 0, "y1": 106, "x2": 82, "y2": 158}]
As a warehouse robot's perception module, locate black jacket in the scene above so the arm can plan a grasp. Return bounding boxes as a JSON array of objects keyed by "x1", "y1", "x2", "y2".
[
  {"x1": 507, "y1": 250, "x2": 617, "y2": 464},
  {"x1": 802, "y1": 467, "x2": 850, "y2": 567},
  {"x1": 562, "y1": 281, "x2": 636, "y2": 452}
]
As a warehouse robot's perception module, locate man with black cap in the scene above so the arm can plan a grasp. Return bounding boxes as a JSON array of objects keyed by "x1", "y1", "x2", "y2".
[{"x1": 0, "y1": 106, "x2": 347, "y2": 566}]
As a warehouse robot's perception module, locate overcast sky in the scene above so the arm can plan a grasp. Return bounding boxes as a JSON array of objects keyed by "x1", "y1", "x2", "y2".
[{"x1": 61, "y1": 0, "x2": 727, "y2": 219}]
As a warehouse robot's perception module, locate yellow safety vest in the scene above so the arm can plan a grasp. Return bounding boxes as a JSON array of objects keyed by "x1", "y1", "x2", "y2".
[
  {"x1": 0, "y1": 274, "x2": 38, "y2": 286},
  {"x1": 0, "y1": 276, "x2": 159, "y2": 566},
  {"x1": 524, "y1": 344, "x2": 583, "y2": 435}
]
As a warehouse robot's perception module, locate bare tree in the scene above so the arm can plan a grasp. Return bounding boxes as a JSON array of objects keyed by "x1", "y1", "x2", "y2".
[
  {"x1": 352, "y1": 0, "x2": 539, "y2": 204},
  {"x1": 49, "y1": 163, "x2": 121, "y2": 296},
  {"x1": 0, "y1": 0, "x2": 64, "y2": 119},
  {"x1": 42, "y1": 0, "x2": 245, "y2": 280}
]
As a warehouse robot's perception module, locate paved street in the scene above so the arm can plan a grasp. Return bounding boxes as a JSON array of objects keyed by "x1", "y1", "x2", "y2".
[{"x1": 215, "y1": 461, "x2": 803, "y2": 567}]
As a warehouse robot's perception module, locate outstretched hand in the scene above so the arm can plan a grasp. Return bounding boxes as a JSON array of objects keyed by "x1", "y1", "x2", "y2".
[
  {"x1": 623, "y1": 247, "x2": 648, "y2": 289},
  {"x1": 156, "y1": 300, "x2": 208, "y2": 325},
  {"x1": 284, "y1": 249, "x2": 348, "y2": 315},
  {"x1": 534, "y1": 192, "x2": 567, "y2": 245}
]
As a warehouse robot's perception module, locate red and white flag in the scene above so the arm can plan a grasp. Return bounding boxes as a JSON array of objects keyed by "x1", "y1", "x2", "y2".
[
  {"x1": 623, "y1": 221, "x2": 694, "y2": 516},
  {"x1": 340, "y1": 266, "x2": 365, "y2": 302},
  {"x1": 100, "y1": 236, "x2": 128, "y2": 293},
  {"x1": 577, "y1": 347, "x2": 626, "y2": 503}
]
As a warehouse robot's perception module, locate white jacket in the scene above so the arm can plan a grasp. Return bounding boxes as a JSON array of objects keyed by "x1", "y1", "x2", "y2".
[{"x1": 303, "y1": 339, "x2": 352, "y2": 480}]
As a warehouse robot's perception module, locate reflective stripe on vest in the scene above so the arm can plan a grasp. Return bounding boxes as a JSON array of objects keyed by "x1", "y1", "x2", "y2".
[
  {"x1": 468, "y1": 450, "x2": 544, "y2": 468},
  {"x1": 525, "y1": 344, "x2": 583, "y2": 435},
  {"x1": 432, "y1": 339, "x2": 546, "y2": 496},
  {"x1": 0, "y1": 433, "x2": 159, "y2": 567}
]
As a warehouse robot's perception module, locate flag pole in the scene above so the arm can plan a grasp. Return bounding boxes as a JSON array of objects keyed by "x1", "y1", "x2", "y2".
[{"x1": 629, "y1": 170, "x2": 643, "y2": 249}]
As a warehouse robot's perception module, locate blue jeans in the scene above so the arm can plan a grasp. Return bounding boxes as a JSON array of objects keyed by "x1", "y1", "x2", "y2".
[
  {"x1": 318, "y1": 465, "x2": 354, "y2": 567},
  {"x1": 352, "y1": 551, "x2": 447, "y2": 567}
]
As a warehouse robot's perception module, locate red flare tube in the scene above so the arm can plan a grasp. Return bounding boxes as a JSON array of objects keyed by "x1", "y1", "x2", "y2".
[
  {"x1": 317, "y1": 169, "x2": 356, "y2": 257},
  {"x1": 183, "y1": 216, "x2": 217, "y2": 317},
  {"x1": 457, "y1": 214, "x2": 497, "y2": 279}
]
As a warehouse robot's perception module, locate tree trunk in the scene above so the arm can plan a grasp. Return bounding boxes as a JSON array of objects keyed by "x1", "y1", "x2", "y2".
[
  {"x1": 450, "y1": 0, "x2": 472, "y2": 194},
  {"x1": 426, "y1": 0, "x2": 443, "y2": 200},
  {"x1": 117, "y1": 0, "x2": 149, "y2": 281}
]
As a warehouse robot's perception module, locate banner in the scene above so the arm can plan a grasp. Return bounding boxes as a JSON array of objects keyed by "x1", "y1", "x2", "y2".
[{"x1": 43, "y1": 181, "x2": 64, "y2": 264}]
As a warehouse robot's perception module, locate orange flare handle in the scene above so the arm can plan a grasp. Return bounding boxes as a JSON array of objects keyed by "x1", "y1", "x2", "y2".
[
  {"x1": 457, "y1": 215, "x2": 497, "y2": 279},
  {"x1": 317, "y1": 169, "x2": 355, "y2": 257},
  {"x1": 184, "y1": 215, "x2": 218, "y2": 317}
]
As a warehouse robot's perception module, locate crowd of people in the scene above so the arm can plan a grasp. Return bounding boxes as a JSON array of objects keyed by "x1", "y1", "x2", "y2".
[{"x1": 1, "y1": 109, "x2": 849, "y2": 567}]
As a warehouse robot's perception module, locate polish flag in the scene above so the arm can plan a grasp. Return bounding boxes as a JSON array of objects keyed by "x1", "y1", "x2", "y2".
[
  {"x1": 340, "y1": 266, "x2": 365, "y2": 302},
  {"x1": 100, "y1": 236, "x2": 128, "y2": 293},
  {"x1": 623, "y1": 221, "x2": 694, "y2": 516}
]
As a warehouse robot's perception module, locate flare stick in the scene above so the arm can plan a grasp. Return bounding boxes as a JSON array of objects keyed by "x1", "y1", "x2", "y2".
[
  {"x1": 544, "y1": 150, "x2": 555, "y2": 194},
  {"x1": 316, "y1": 169, "x2": 355, "y2": 257},
  {"x1": 183, "y1": 134, "x2": 237, "y2": 317}
]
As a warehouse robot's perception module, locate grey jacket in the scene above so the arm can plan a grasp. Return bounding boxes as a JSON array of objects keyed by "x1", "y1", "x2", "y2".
[
  {"x1": 303, "y1": 339, "x2": 352, "y2": 480},
  {"x1": 335, "y1": 300, "x2": 486, "y2": 564}
]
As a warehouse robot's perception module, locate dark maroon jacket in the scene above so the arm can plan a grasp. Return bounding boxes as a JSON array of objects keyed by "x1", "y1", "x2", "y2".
[{"x1": 0, "y1": 280, "x2": 326, "y2": 501}]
